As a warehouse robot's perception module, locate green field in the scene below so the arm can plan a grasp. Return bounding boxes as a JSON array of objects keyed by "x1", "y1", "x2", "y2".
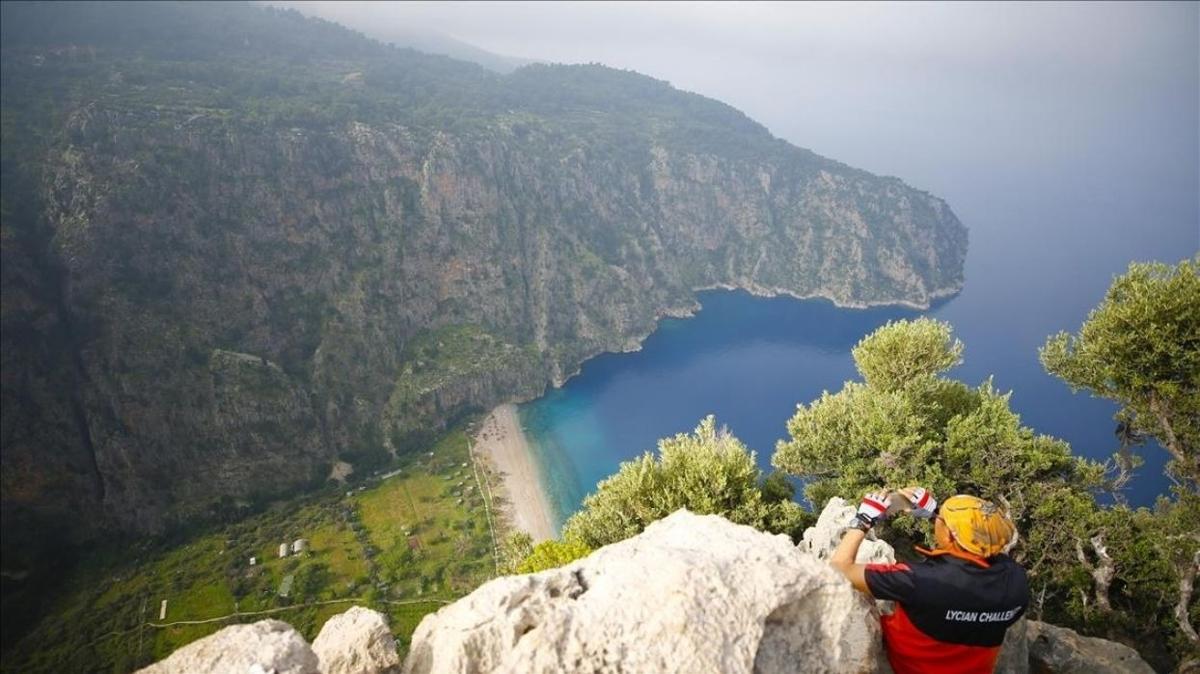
[{"x1": 3, "y1": 429, "x2": 502, "y2": 673}]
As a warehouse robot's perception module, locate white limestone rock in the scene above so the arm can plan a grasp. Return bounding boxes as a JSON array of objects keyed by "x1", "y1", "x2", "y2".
[
  {"x1": 403, "y1": 509, "x2": 886, "y2": 674},
  {"x1": 136, "y1": 619, "x2": 318, "y2": 674},
  {"x1": 312, "y1": 606, "x2": 400, "y2": 674},
  {"x1": 800, "y1": 497, "x2": 896, "y2": 565}
]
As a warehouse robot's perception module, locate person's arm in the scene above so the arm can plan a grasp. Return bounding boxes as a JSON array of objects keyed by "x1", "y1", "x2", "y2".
[
  {"x1": 830, "y1": 492, "x2": 889, "y2": 595},
  {"x1": 830, "y1": 526, "x2": 871, "y2": 594}
]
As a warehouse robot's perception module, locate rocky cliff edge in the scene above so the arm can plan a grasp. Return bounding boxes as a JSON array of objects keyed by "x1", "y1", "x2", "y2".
[{"x1": 137, "y1": 503, "x2": 1155, "y2": 674}]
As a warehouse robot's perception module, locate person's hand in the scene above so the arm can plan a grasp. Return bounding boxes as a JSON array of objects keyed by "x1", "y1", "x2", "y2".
[
  {"x1": 897, "y1": 486, "x2": 937, "y2": 519},
  {"x1": 854, "y1": 491, "x2": 891, "y2": 529}
]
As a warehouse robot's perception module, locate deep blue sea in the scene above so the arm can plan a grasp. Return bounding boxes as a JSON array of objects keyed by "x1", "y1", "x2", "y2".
[{"x1": 520, "y1": 176, "x2": 1196, "y2": 530}]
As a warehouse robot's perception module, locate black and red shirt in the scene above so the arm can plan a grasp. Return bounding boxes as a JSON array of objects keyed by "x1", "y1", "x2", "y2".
[{"x1": 864, "y1": 551, "x2": 1029, "y2": 674}]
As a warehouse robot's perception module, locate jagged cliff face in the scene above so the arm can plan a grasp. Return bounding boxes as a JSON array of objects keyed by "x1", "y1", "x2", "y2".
[{"x1": 0, "y1": 3, "x2": 966, "y2": 549}]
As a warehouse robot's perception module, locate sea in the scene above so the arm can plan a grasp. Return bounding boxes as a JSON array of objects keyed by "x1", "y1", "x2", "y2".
[
  {"x1": 520, "y1": 172, "x2": 1196, "y2": 530},
  {"x1": 516, "y1": 7, "x2": 1197, "y2": 528}
]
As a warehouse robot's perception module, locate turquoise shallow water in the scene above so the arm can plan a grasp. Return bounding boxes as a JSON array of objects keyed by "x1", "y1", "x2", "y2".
[{"x1": 519, "y1": 291, "x2": 931, "y2": 530}]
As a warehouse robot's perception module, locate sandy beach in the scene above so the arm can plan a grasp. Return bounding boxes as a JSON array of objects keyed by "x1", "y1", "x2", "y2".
[{"x1": 475, "y1": 404, "x2": 557, "y2": 542}]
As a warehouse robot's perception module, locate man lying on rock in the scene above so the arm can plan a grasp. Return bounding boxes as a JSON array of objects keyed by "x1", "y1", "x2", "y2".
[{"x1": 830, "y1": 487, "x2": 1029, "y2": 674}]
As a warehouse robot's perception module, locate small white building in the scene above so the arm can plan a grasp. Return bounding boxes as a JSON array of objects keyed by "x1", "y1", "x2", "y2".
[
  {"x1": 249, "y1": 556, "x2": 257, "y2": 566},
  {"x1": 291, "y1": 539, "x2": 308, "y2": 554},
  {"x1": 278, "y1": 543, "x2": 289, "y2": 558}
]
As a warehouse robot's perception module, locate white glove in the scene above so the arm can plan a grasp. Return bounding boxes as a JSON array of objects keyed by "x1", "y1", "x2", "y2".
[
  {"x1": 904, "y1": 487, "x2": 937, "y2": 519},
  {"x1": 854, "y1": 492, "x2": 890, "y2": 529}
]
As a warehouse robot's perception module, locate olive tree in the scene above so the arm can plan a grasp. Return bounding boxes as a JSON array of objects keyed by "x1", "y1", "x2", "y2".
[
  {"x1": 1041, "y1": 258, "x2": 1200, "y2": 660},
  {"x1": 1040, "y1": 257, "x2": 1199, "y2": 487},
  {"x1": 851, "y1": 316, "x2": 963, "y2": 392},
  {"x1": 559, "y1": 416, "x2": 808, "y2": 549},
  {"x1": 774, "y1": 318, "x2": 1101, "y2": 524}
]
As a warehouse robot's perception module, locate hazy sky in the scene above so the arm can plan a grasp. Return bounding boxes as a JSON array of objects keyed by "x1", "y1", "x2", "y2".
[{"x1": 272, "y1": 2, "x2": 1197, "y2": 210}]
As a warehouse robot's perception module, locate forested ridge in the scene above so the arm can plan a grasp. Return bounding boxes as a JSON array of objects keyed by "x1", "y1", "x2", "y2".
[
  {"x1": 1, "y1": 2, "x2": 974, "y2": 669},
  {"x1": 0, "y1": 0, "x2": 965, "y2": 561}
]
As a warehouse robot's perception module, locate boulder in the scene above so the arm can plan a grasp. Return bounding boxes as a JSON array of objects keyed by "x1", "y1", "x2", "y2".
[
  {"x1": 994, "y1": 617, "x2": 1030, "y2": 674},
  {"x1": 312, "y1": 606, "x2": 401, "y2": 674},
  {"x1": 1026, "y1": 621, "x2": 1155, "y2": 674},
  {"x1": 136, "y1": 619, "x2": 318, "y2": 674},
  {"x1": 403, "y1": 509, "x2": 886, "y2": 674},
  {"x1": 800, "y1": 497, "x2": 896, "y2": 565}
]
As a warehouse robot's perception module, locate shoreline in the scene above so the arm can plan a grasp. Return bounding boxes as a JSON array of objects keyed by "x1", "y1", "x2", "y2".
[
  {"x1": 546, "y1": 282, "x2": 962, "y2": 387},
  {"x1": 474, "y1": 404, "x2": 557, "y2": 543},
  {"x1": 470, "y1": 284, "x2": 964, "y2": 533}
]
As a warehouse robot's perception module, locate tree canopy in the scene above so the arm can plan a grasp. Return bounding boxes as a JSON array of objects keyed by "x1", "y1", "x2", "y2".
[
  {"x1": 1040, "y1": 257, "x2": 1199, "y2": 487},
  {"x1": 774, "y1": 317, "x2": 1101, "y2": 522},
  {"x1": 851, "y1": 317, "x2": 963, "y2": 392},
  {"x1": 1040, "y1": 258, "x2": 1199, "y2": 662},
  {"x1": 774, "y1": 315, "x2": 1197, "y2": 668},
  {"x1": 559, "y1": 416, "x2": 808, "y2": 549}
]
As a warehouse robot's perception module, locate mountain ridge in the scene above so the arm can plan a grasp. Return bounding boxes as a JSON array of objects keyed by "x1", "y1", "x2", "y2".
[{"x1": 0, "y1": 1, "x2": 966, "y2": 564}]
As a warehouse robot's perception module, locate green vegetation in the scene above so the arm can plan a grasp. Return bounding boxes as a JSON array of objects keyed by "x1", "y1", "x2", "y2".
[
  {"x1": 773, "y1": 317, "x2": 1100, "y2": 516},
  {"x1": 851, "y1": 316, "x2": 964, "y2": 392},
  {"x1": 1041, "y1": 257, "x2": 1199, "y2": 487},
  {"x1": 515, "y1": 540, "x2": 593, "y2": 574},
  {"x1": 551, "y1": 416, "x2": 809, "y2": 551},
  {"x1": 2, "y1": 429, "x2": 496, "y2": 673},
  {"x1": 772, "y1": 283, "x2": 1199, "y2": 668},
  {"x1": 1039, "y1": 258, "x2": 1200, "y2": 665},
  {"x1": 385, "y1": 325, "x2": 542, "y2": 438}
]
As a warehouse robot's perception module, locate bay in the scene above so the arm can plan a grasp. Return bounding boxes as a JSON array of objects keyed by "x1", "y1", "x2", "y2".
[
  {"x1": 516, "y1": 8, "x2": 1197, "y2": 527},
  {"x1": 522, "y1": 208, "x2": 1193, "y2": 529}
]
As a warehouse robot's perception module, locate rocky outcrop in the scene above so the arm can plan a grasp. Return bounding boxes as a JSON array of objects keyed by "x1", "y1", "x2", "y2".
[
  {"x1": 136, "y1": 608, "x2": 400, "y2": 674},
  {"x1": 137, "y1": 619, "x2": 319, "y2": 674},
  {"x1": 129, "y1": 507, "x2": 1158, "y2": 674},
  {"x1": 312, "y1": 606, "x2": 402, "y2": 674},
  {"x1": 1026, "y1": 621, "x2": 1156, "y2": 674},
  {"x1": 800, "y1": 496, "x2": 896, "y2": 566},
  {"x1": 398, "y1": 504, "x2": 1157, "y2": 674},
  {"x1": 403, "y1": 510, "x2": 886, "y2": 674},
  {"x1": 996, "y1": 618, "x2": 1031, "y2": 674}
]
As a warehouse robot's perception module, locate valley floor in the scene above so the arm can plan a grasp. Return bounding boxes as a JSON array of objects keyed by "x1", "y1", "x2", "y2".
[{"x1": 2, "y1": 429, "x2": 499, "y2": 673}]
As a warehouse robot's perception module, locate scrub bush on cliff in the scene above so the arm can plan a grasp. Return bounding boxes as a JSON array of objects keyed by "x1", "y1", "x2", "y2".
[{"x1": 560, "y1": 416, "x2": 809, "y2": 549}]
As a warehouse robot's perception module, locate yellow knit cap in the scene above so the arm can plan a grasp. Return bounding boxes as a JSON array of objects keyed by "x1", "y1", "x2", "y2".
[{"x1": 940, "y1": 495, "x2": 1015, "y2": 558}]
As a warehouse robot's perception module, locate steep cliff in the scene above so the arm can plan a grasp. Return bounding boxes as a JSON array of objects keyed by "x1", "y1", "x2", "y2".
[{"x1": 0, "y1": 2, "x2": 967, "y2": 554}]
